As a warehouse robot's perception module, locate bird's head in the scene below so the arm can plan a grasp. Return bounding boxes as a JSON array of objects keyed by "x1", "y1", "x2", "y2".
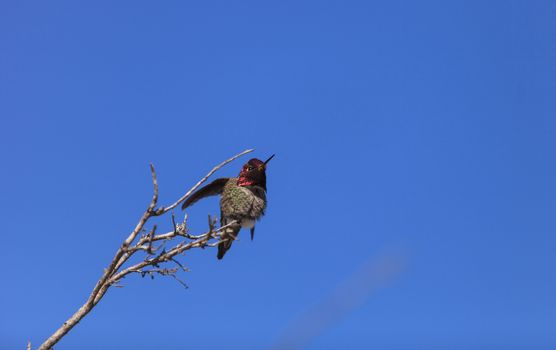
[{"x1": 237, "y1": 154, "x2": 275, "y2": 190}]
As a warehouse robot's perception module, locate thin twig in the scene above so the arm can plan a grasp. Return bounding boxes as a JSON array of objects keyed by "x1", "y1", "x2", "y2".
[
  {"x1": 157, "y1": 149, "x2": 254, "y2": 214},
  {"x1": 147, "y1": 225, "x2": 157, "y2": 255},
  {"x1": 171, "y1": 213, "x2": 177, "y2": 233}
]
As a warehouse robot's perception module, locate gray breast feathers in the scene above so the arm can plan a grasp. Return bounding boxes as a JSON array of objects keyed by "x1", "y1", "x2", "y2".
[{"x1": 220, "y1": 182, "x2": 267, "y2": 220}]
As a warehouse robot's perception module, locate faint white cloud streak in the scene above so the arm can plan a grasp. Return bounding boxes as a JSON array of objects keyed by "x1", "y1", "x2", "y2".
[{"x1": 269, "y1": 249, "x2": 406, "y2": 350}]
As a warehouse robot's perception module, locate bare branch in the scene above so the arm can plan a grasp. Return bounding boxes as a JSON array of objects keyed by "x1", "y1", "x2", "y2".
[
  {"x1": 36, "y1": 150, "x2": 252, "y2": 350},
  {"x1": 108, "y1": 221, "x2": 237, "y2": 285},
  {"x1": 149, "y1": 163, "x2": 159, "y2": 213}
]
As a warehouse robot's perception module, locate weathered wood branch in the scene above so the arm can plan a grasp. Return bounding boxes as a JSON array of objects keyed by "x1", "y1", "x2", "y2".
[{"x1": 36, "y1": 149, "x2": 253, "y2": 350}]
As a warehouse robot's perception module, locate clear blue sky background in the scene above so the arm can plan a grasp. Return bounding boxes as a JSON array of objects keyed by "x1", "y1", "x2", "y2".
[{"x1": 1, "y1": 1, "x2": 555, "y2": 349}]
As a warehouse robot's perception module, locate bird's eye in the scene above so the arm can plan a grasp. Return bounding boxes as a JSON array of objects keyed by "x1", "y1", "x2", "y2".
[{"x1": 247, "y1": 166, "x2": 253, "y2": 171}]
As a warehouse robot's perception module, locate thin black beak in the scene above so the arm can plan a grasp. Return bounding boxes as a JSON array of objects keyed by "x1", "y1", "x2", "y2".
[{"x1": 264, "y1": 154, "x2": 275, "y2": 165}]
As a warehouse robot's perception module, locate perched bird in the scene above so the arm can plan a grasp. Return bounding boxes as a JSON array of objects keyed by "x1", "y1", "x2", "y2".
[{"x1": 181, "y1": 154, "x2": 274, "y2": 259}]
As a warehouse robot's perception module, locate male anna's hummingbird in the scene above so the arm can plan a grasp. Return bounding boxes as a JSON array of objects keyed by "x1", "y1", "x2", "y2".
[{"x1": 181, "y1": 154, "x2": 274, "y2": 259}]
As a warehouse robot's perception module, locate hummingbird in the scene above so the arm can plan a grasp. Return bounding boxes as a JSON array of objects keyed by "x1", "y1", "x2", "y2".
[{"x1": 181, "y1": 154, "x2": 275, "y2": 259}]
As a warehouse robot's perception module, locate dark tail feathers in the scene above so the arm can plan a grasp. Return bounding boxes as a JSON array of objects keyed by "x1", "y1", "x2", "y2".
[{"x1": 217, "y1": 225, "x2": 239, "y2": 260}]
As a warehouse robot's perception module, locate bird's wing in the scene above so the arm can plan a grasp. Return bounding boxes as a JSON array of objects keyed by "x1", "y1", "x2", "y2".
[{"x1": 181, "y1": 178, "x2": 229, "y2": 210}]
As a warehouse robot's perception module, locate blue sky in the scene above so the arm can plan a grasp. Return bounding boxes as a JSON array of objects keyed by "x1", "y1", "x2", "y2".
[{"x1": 1, "y1": 1, "x2": 555, "y2": 349}]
